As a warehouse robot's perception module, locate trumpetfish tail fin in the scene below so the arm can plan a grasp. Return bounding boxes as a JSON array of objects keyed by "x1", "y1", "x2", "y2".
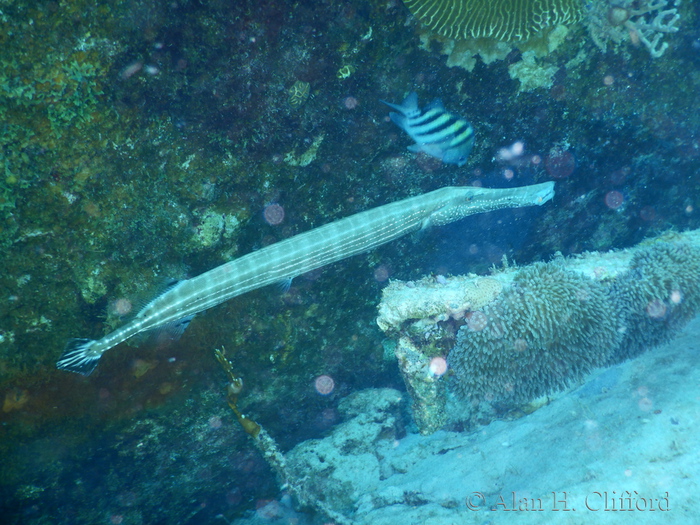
[{"x1": 57, "y1": 339, "x2": 101, "y2": 376}]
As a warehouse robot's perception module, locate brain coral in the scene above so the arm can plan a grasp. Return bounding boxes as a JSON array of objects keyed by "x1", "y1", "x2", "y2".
[
  {"x1": 609, "y1": 242, "x2": 700, "y2": 363},
  {"x1": 403, "y1": 0, "x2": 584, "y2": 42},
  {"x1": 449, "y1": 261, "x2": 622, "y2": 407}
]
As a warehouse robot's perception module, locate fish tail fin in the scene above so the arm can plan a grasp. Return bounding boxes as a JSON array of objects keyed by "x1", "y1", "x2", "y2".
[{"x1": 57, "y1": 339, "x2": 101, "y2": 376}]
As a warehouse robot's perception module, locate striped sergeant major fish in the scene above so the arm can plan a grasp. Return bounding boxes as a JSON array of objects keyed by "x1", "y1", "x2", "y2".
[
  {"x1": 381, "y1": 92, "x2": 475, "y2": 167},
  {"x1": 57, "y1": 181, "x2": 555, "y2": 376}
]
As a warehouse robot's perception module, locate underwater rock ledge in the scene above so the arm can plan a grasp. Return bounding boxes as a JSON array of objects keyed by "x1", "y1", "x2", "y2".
[
  {"x1": 377, "y1": 228, "x2": 700, "y2": 434},
  {"x1": 253, "y1": 314, "x2": 700, "y2": 525}
]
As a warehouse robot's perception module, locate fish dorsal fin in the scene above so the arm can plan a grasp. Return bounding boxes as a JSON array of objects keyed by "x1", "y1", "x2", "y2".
[
  {"x1": 133, "y1": 278, "x2": 184, "y2": 318},
  {"x1": 425, "y1": 98, "x2": 445, "y2": 112},
  {"x1": 131, "y1": 314, "x2": 195, "y2": 348},
  {"x1": 380, "y1": 92, "x2": 420, "y2": 117},
  {"x1": 402, "y1": 91, "x2": 419, "y2": 110}
]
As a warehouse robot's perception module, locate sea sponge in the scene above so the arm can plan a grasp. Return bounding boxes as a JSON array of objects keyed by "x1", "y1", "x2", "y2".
[
  {"x1": 449, "y1": 261, "x2": 622, "y2": 408},
  {"x1": 609, "y1": 242, "x2": 700, "y2": 362}
]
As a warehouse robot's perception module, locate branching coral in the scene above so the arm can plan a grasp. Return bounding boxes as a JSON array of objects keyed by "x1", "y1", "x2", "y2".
[
  {"x1": 622, "y1": 0, "x2": 681, "y2": 57},
  {"x1": 587, "y1": 0, "x2": 681, "y2": 58}
]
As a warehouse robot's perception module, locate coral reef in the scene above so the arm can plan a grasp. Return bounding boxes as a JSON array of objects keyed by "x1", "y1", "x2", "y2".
[
  {"x1": 507, "y1": 50, "x2": 560, "y2": 92},
  {"x1": 403, "y1": 0, "x2": 583, "y2": 41},
  {"x1": 1, "y1": 0, "x2": 699, "y2": 521},
  {"x1": 378, "y1": 229, "x2": 700, "y2": 433},
  {"x1": 419, "y1": 22, "x2": 574, "y2": 81},
  {"x1": 216, "y1": 347, "x2": 354, "y2": 525},
  {"x1": 287, "y1": 80, "x2": 311, "y2": 109},
  {"x1": 234, "y1": 323, "x2": 700, "y2": 523},
  {"x1": 409, "y1": 0, "x2": 684, "y2": 93},
  {"x1": 284, "y1": 389, "x2": 405, "y2": 517},
  {"x1": 377, "y1": 275, "x2": 502, "y2": 332},
  {"x1": 610, "y1": 240, "x2": 700, "y2": 361},
  {"x1": 450, "y1": 261, "x2": 621, "y2": 407},
  {"x1": 392, "y1": 336, "x2": 447, "y2": 434},
  {"x1": 586, "y1": 0, "x2": 681, "y2": 57}
]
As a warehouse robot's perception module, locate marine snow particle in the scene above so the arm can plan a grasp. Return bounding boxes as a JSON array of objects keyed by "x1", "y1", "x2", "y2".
[
  {"x1": 545, "y1": 147, "x2": 575, "y2": 179},
  {"x1": 343, "y1": 96, "x2": 359, "y2": 109},
  {"x1": 467, "y1": 311, "x2": 488, "y2": 331},
  {"x1": 497, "y1": 141, "x2": 524, "y2": 161},
  {"x1": 639, "y1": 206, "x2": 656, "y2": 222},
  {"x1": 512, "y1": 338, "x2": 528, "y2": 353},
  {"x1": 374, "y1": 265, "x2": 390, "y2": 282},
  {"x1": 638, "y1": 397, "x2": 654, "y2": 412},
  {"x1": 121, "y1": 62, "x2": 143, "y2": 79},
  {"x1": 314, "y1": 375, "x2": 335, "y2": 395},
  {"x1": 646, "y1": 299, "x2": 667, "y2": 319},
  {"x1": 607, "y1": 6, "x2": 631, "y2": 26},
  {"x1": 263, "y1": 203, "x2": 285, "y2": 225},
  {"x1": 429, "y1": 356, "x2": 448, "y2": 376},
  {"x1": 111, "y1": 298, "x2": 133, "y2": 316},
  {"x1": 605, "y1": 190, "x2": 624, "y2": 209}
]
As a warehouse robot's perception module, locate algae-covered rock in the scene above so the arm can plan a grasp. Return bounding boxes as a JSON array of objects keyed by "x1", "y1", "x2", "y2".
[
  {"x1": 284, "y1": 389, "x2": 404, "y2": 515},
  {"x1": 393, "y1": 336, "x2": 446, "y2": 434}
]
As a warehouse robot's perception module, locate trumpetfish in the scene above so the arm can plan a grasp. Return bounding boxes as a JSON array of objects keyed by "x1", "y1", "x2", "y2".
[{"x1": 57, "y1": 181, "x2": 555, "y2": 376}]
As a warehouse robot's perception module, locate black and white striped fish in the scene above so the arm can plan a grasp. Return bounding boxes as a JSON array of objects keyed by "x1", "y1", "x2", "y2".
[{"x1": 381, "y1": 92, "x2": 475, "y2": 167}]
